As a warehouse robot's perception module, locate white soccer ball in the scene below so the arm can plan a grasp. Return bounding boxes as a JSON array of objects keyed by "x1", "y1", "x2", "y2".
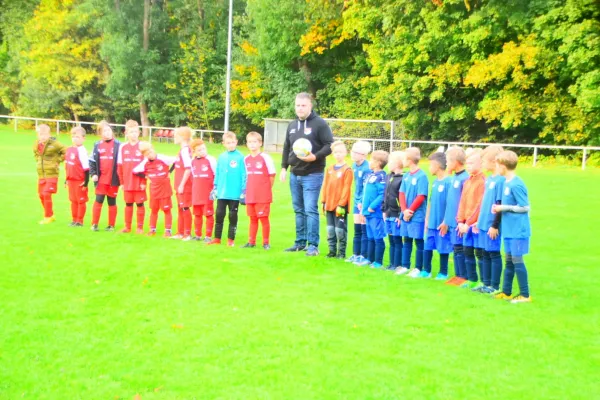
[{"x1": 293, "y1": 138, "x2": 313, "y2": 158}]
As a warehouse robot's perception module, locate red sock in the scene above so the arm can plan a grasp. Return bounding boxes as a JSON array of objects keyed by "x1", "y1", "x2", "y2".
[
  {"x1": 70, "y1": 202, "x2": 78, "y2": 222},
  {"x1": 124, "y1": 205, "x2": 133, "y2": 230},
  {"x1": 92, "y1": 201, "x2": 102, "y2": 225},
  {"x1": 43, "y1": 193, "x2": 53, "y2": 217},
  {"x1": 77, "y1": 202, "x2": 87, "y2": 224},
  {"x1": 206, "y1": 215, "x2": 214, "y2": 236},
  {"x1": 164, "y1": 209, "x2": 172, "y2": 230},
  {"x1": 183, "y1": 208, "x2": 192, "y2": 236},
  {"x1": 194, "y1": 214, "x2": 203, "y2": 237},
  {"x1": 150, "y1": 211, "x2": 158, "y2": 230},
  {"x1": 108, "y1": 205, "x2": 117, "y2": 227},
  {"x1": 177, "y1": 208, "x2": 184, "y2": 235},
  {"x1": 136, "y1": 204, "x2": 145, "y2": 229},
  {"x1": 260, "y1": 217, "x2": 270, "y2": 245},
  {"x1": 249, "y1": 216, "x2": 259, "y2": 245}
]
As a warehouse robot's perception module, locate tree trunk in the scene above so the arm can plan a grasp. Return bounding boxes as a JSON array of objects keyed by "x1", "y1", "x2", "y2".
[
  {"x1": 140, "y1": 0, "x2": 151, "y2": 137},
  {"x1": 114, "y1": 0, "x2": 120, "y2": 11},
  {"x1": 140, "y1": 101, "x2": 150, "y2": 138},
  {"x1": 298, "y1": 59, "x2": 316, "y2": 98}
]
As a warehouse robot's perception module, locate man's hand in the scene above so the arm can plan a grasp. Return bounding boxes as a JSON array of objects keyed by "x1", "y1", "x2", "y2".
[
  {"x1": 298, "y1": 153, "x2": 316, "y2": 162},
  {"x1": 92, "y1": 175, "x2": 98, "y2": 182},
  {"x1": 438, "y1": 222, "x2": 448, "y2": 237},
  {"x1": 488, "y1": 227, "x2": 499, "y2": 240},
  {"x1": 280, "y1": 168, "x2": 287, "y2": 182}
]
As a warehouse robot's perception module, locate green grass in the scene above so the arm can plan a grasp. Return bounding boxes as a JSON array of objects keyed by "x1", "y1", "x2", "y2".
[{"x1": 1, "y1": 125, "x2": 599, "y2": 399}]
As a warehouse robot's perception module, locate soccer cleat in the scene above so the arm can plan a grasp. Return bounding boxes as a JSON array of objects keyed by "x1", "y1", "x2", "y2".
[
  {"x1": 227, "y1": 239, "x2": 235, "y2": 247},
  {"x1": 284, "y1": 244, "x2": 306, "y2": 252},
  {"x1": 119, "y1": 228, "x2": 131, "y2": 233},
  {"x1": 105, "y1": 226, "x2": 115, "y2": 232},
  {"x1": 354, "y1": 257, "x2": 371, "y2": 267},
  {"x1": 305, "y1": 245, "x2": 319, "y2": 256},
  {"x1": 471, "y1": 282, "x2": 486, "y2": 292},
  {"x1": 479, "y1": 286, "x2": 496, "y2": 294},
  {"x1": 445, "y1": 276, "x2": 460, "y2": 285},
  {"x1": 460, "y1": 281, "x2": 480, "y2": 289},
  {"x1": 326, "y1": 251, "x2": 337, "y2": 258},
  {"x1": 170, "y1": 234, "x2": 183, "y2": 240},
  {"x1": 90, "y1": 224, "x2": 99, "y2": 232},
  {"x1": 242, "y1": 243, "x2": 256, "y2": 248},
  {"x1": 395, "y1": 267, "x2": 409, "y2": 275},
  {"x1": 263, "y1": 244, "x2": 271, "y2": 250},
  {"x1": 147, "y1": 229, "x2": 157, "y2": 237},
  {"x1": 352, "y1": 256, "x2": 365, "y2": 265},
  {"x1": 191, "y1": 236, "x2": 202, "y2": 241},
  {"x1": 163, "y1": 230, "x2": 172, "y2": 238},
  {"x1": 345, "y1": 255, "x2": 358, "y2": 263},
  {"x1": 408, "y1": 268, "x2": 421, "y2": 278},
  {"x1": 181, "y1": 235, "x2": 192, "y2": 242},
  {"x1": 74, "y1": 222, "x2": 84, "y2": 227},
  {"x1": 39, "y1": 216, "x2": 56, "y2": 225},
  {"x1": 447, "y1": 277, "x2": 466, "y2": 286},
  {"x1": 207, "y1": 238, "x2": 221, "y2": 245},
  {"x1": 493, "y1": 292, "x2": 512, "y2": 300},
  {"x1": 510, "y1": 295, "x2": 532, "y2": 304},
  {"x1": 204, "y1": 236, "x2": 213, "y2": 243},
  {"x1": 418, "y1": 270, "x2": 432, "y2": 278},
  {"x1": 435, "y1": 273, "x2": 448, "y2": 280},
  {"x1": 370, "y1": 262, "x2": 383, "y2": 269},
  {"x1": 68, "y1": 221, "x2": 77, "y2": 227},
  {"x1": 385, "y1": 265, "x2": 397, "y2": 271},
  {"x1": 136, "y1": 227, "x2": 144, "y2": 234}
]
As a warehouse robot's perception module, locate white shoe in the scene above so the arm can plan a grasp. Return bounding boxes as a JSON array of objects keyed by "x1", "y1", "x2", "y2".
[
  {"x1": 181, "y1": 235, "x2": 192, "y2": 242},
  {"x1": 408, "y1": 268, "x2": 421, "y2": 278},
  {"x1": 395, "y1": 267, "x2": 409, "y2": 275},
  {"x1": 170, "y1": 234, "x2": 183, "y2": 240}
]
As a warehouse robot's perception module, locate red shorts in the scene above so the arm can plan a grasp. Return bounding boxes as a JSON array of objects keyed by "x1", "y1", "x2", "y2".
[
  {"x1": 38, "y1": 178, "x2": 58, "y2": 195},
  {"x1": 193, "y1": 203, "x2": 214, "y2": 217},
  {"x1": 96, "y1": 183, "x2": 119, "y2": 198},
  {"x1": 246, "y1": 203, "x2": 271, "y2": 218},
  {"x1": 150, "y1": 197, "x2": 172, "y2": 212},
  {"x1": 67, "y1": 180, "x2": 89, "y2": 203},
  {"x1": 176, "y1": 192, "x2": 192, "y2": 208},
  {"x1": 124, "y1": 190, "x2": 147, "y2": 204}
]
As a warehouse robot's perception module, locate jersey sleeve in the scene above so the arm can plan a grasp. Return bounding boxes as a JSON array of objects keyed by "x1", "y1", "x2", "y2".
[
  {"x1": 418, "y1": 173, "x2": 429, "y2": 196},
  {"x1": 117, "y1": 145, "x2": 123, "y2": 165},
  {"x1": 132, "y1": 159, "x2": 148, "y2": 174},
  {"x1": 157, "y1": 154, "x2": 177, "y2": 166},
  {"x1": 262, "y1": 153, "x2": 276, "y2": 176},
  {"x1": 512, "y1": 181, "x2": 530, "y2": 207},
  {"x1": 208, "y1": 155, "x2": 217, "y2": 175},
  {"x1": 77, "y1": 146, "x2": 90, "y2": 170},
  {"x1": 181, "y1": 148, "x2": 192, "y2": 168}
]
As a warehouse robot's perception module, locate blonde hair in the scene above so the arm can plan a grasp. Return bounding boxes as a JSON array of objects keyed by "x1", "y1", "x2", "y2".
[
  {"x1": 175, "y1": 126, "x2": 193, "y2": 141},
  {"x1": 405, "y1": 147, "x2": 421, "y2": 163},
  {"x1": 138, "y1": 141, "x2": 153, "y2": 156},
  {"x1": 351, "y1": 140, "x2": 371, "y2": 155},
  {"x1": 331, "y1": 141, "x2": 347, "y2": 153},
  {"x1": 97, "y1": 120, "x2": 112, "y2": 135},
  {"x1": 70, "y1": 126, "x2": 86, "y2": 137},
  {"x1": 370, "y1": 150, "x2": 389, "y2": 169},
  {"x1": 496, "y1": 150, "x2": 519, "y2": 170},
  {"x1": 389, "y1": 151, "x2": 405, "y2": 169},
  {"x1": 246, "y1": 131, "x2": 263, "y2": 143},
  {"x1": 222, "y1": 131, "x2": 237, "y2": 141},
  {"x1": 446, "y1": 146, "x2": 466, "y2": 164},
  {"x1": 125, "y1": 120, "x2": 139, "y2": 129},
  {"x1": 190, "y1": 139, "x2": 205, "y2": 151},
  {"x1": 482, "y1": 145, "x2": 504, "y2": 161},
  {"x1": 467, "y1": 148, "x2": 483, "y2": 159},
  {"x1": 37, "y1": 124, "x2": 51, "y2": 134}
]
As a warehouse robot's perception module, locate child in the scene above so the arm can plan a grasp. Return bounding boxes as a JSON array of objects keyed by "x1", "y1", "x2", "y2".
[
  {"x1": 456, "y1": 149, "x2": 486, "y2": 288},
  {"x1": 190, "y1": 139, "x2": 216, "y2": 242},
  {"x1": 172, "y1": 127, "x2": 193, "y2": 241},
  {"x1": 208, "y1": 132, "x2": 247, "y2": 246},
  {"x1": 243, "y1": 132, "x2": 277, "y2": 250},
  {"x1": 346, "y1": 141, "x2": 372, "y2": 264},
  {"x1": 133, "y1": 142, "x2": 176, "y2": 237},
  {"x1": 443, "y1": 146, "x2": 469, "y2": 285},
  {"x1": 421, "y1": 152, "x2": 452, "y2": 279},
  {"x1": 64, "y1": 127, "x2": 90, "y2": 226},
  {"x1": 321, "y1": 141, "x2": 353, "y2": 258},
  {"x1": 34, "y1": 124, "x2": 67, "y2": 224},
  {"x1": 492, "y1": 151, "x2": 532, "y2": 303},
  {"x1": 90, "y1": 121, "x2": 121, "y2": 232},
  {"x1": 382, "y1": 151, "x2": 405, "y2": 271},
  {"x1": 117, "y1": 120, "x2": 146, "y2": 234},
  {"x1": 397, "y1": 147, "x2": 429, "y2": 276},
  {"x1": 355, "y1": 150, "x2": 388, "y2": 268},
  {"x1": 473, "y1": 145, "x2": 505, "y2": 293}
]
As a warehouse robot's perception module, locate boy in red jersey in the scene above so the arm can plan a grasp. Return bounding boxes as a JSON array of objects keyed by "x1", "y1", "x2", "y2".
[
  {"x1": 90, "y1": 121, "x2": 121, "y2": 232},
  {"x1": 242, "y1": 132, "x2": 276, "y2": 250},
  {"x1": 190, "y1": 139, "x2": 217, "y2": 242},
  {"x1": 34, "y1": 124, "x2": 67, "y2": 224},
  {"x1": 133, "y1": 142, "x2": 176, "y2": 237},
  {"x1": 117, "y1": 120, "x2": 146, "y2": 233},
  {"x1": 172, "y1": 127, "x2": 193, "y2": 241},
  {"x1": 64, "y1": 127, "x2": 90, "y2": 226}
]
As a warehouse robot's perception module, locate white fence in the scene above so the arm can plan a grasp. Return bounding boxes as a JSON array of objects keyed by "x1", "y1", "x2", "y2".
[{"x1": 0, "y1": 115, "x2": 225, "y2": 143}]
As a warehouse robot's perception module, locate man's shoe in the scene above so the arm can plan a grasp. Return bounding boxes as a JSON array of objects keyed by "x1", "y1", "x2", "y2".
[
  {"x1": 136, "y1": 227, "x2": 144, "y2": 234},
  {"x1": 147, "y1": 230, "x2": 157, "y2": 237},
  {"x1": 345, "y1": 255, "x2": 357, "y2": 263},
  {"x1": 68, "y1": 221, "x2": 77, "y2": 227},
  {"x1": 204, "y1": 237, "x2": 213, "y2": 243},
  {"x1": 305, "y1": 245, "x2": 319, "y2": 256},
  {"x1": 181, "y1": 235, "x2": 192, "y2": 242},
  {"x1": 355, "y1": 258, "x2": 371, "y2": 266},
  {"x1": 163, "y1": 230, "x2": 172, "y2": 238},
  {"x1": 460, "y1": 280, "x2": 480, "y2": 289},
  {"x1": 493, "y1": 292, "x2": 512, "y2": 300},
  {"x1": 120, "y1": 227, "x2": 131, "y2": 233},
  {"x1": 227, "y1": 239, "x2": 235, "y2": 247},
  {"x1": 284, "y1": 244, "x2": 306, "y2": 252},
  {"x1": 370, "y1": 262, "x2": 383, "y2": 269},
  {"x1": 326, "y1": 251, "x2": 337, "y2": 258}
]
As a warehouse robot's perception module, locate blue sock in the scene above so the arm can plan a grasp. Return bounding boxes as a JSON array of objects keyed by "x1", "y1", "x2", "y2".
[
  {"x1": 440, "y1": 253, "x2": 449, "y2": 275},
  {"x1": 360, "y1": 225, "x2": 368, "y2": 257},
  {"x1": 393, "y1": 235, "x2": 403, "y2": 268},
  {"x1": 464, "y1": 246, "x2": 478, "y2": 282},
  {"x1": 453, "y1": 244, "x2": 466, "y2": 278},
  {"x1": 490, "y1": 251, "x2": 502, "y2": 290},
  {"x1": 423, "y1": 249, "x2": 433, "y2": 273},
  {"x1": 388, "y1": 235, "x2": 395, "y2": 266},
  {"x1": 367, "y1": 238, "x2": 375, "y2": 262},
  {"x1": 481, "y1": 250, "x2": 492, "y2": 286},
  {"x1": 374, "y1": 238, "x2": 385, "y2": 264},
  {"x1": 514, "y1": 259, "x2": 529, "y2": 297},
  {"x1": 402, "y1": 237, "x2": 412, "y2": 268},
  {"x1": 415, "y1": 239, "x2": 424, "y2": 270}
]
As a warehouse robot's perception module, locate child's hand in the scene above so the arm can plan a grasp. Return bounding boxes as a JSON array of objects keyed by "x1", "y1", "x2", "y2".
[
  {"x1": 472, "y1": 225, "x2": 480, "y2": 234},
  {"x1": 438, "y1": 222, "x2": 448, "y2": 237},
  {"x1": 402, "y1": 209, "x2": 413, "y2": 221},
  {"x1": 240, "y1": 190, "x2": 246, "y2": 205},
  {"x1": 140, "y1": 183, "x2": 146, "y2": 190},
  {"x1": 209, "y1": 188, "x2": 217, "y2": 201},
  {"x1": 488, "y1": 227, "x2": 499, "y2": 240},
  {"x1": 92, "y1": 175, "x2": 98, "y2": 182},
  {"x1": 491, "y1": 204, "x2": 501, "y2": 214},
  {"x1": 367, "y1": 207, "x2": 375, "y2": 213},
  {"x1": 177, "y1": 184, "x2": 185, "y2": 194},
  {"x1": 359, "y1": 215, "x2": 366, "y2": 224},
  {"x1": 458, "y1": 223, "x2": 469, "y2": 234},
  {"x1": 456, "y1": 225, "x2": 464, "y2": 238},
  {"x1": 357, "y1": 203, "x2": 363, "y2": 212},
  {"x1": 395, "y1": 217, "x2": 401, "y2": 227}
]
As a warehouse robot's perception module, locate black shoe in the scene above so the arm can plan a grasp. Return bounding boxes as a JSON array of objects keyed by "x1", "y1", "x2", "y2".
[
  {"x1": 68, "y1": 221, "x2": 76, "y2": 227},
  {"x1": 263, "y1": 244, "x2": 271, "y2": 250},
  {"x1": 105, "y1": 226, "x2": 115, "y2": 232},
  {"x1": 336, "y1": 254, "x2": 345, "y2": 260},
  {"x1": 326, "y1": 251, "x2": 337, "y2": 258},
  {"x1": 74, "y1": 222, "x2": 83, "y2": 227},
  {"x1": 191, "y1": 236, "x2": 202, "y2": 241},
  {"x1": 284, "y1": 244, "x2": 306, "y2": 252},
  {"x1": 242, "y1": 243, "x2": 256, "y2": 248},
  {"x1": 385, "y1": 265, "x2": 396, "y2": 271},
  {"x1": 91, "y1": 224, "x2": 99, "y2": 232}
]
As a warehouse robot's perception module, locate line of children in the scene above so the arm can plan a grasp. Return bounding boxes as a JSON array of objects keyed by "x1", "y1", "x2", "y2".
[
  {"x1": 346, "y1": 141, "x2": 372, "y2": 264},
  {"x1": 189, "y1": 138, "x2": 216, "y2": 242},
  {"x1": 382, "y1": 151, "x2": 405, "y2": 271},
  {"x1": 117, "y1": 120, "x2": 146, "y2": 234},
  {"x1": 172, "y1": 127, "x2": 194, "y2": 241},
  {"x1": 34, "y1": 124, "x2": 67, "y2": 224},
  {"x1": 64, "y1": 127, "x2": 89, "y2": 226}
]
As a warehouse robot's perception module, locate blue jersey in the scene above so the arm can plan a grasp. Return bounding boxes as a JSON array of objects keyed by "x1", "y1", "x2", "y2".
[
  {"x1": 361, "y1": 170, "x2": 386, "y2": 218},
  {"x1": 501, "y1": 176, "x2": 531, "y2": 239},
  {"x1": 399, "y1": 169, "x2": 429, "y2": 223},
  {"x1": 353, "y1": 160, "x2": 372, "y2": 207},
  {"x1": 427, "y1": 176, "x2": 450, "y2": 230},
  {"x1": 477, "y1": 174, "x2": 506, "y2": 231},
  {"x1": 443, "y1": 169, "x2": 469, "y2": 227},
  {"x1": 214, "y1": 149, "x2": 247, "y2": 200}
]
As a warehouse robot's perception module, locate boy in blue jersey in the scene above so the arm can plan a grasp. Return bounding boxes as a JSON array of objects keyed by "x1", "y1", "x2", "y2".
[
  {"x1": 396, "y1": 147, "x2": 429, "y2": 276},
  {"x1": 346, "y1": 141, "x2": 372, "y2": 264},
  {"x1": 208, "y1": 132, "x2": 247, "y2": 246},
  {"x1": 382, "y1": 151, "x2": 405, "y2": 271},
  {"x1": 472, "y1": 145, "x2": 505, "y2": 293},
  {"x1": 355, "y1": 150, "x2": 388, "y2": 268},
  {"x1": 492, "y1": 151, "x2": 532, "y2": 303},
  {"x1": 420, "y1": 152, "x2": 452, "y2": 279}
]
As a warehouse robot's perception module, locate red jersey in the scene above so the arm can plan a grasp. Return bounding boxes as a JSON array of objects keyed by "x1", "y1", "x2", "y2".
[
  {"x1": 174, "y1": 145, "x2": 192, "y2": 193},
  {"x1": 191, "y1": 155, "x2": 216, "y2": 205},
  {"x1": 133, "y1": 155, "x2": 176, "y2": 200},
  {"x1": 65, "y1": 145, "x2": 90, "y2": 181},
  {"x1": 245, "y1": 153, "x2": 276, "y2": 204},
  {"x1": 98, "y1": 140, "x2": 116, "y2": 185},
  {"x1": 117, "y1": 142, "x2": 146, "y2": 191}
]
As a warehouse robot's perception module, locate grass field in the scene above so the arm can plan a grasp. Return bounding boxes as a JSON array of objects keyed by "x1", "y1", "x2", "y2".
[{"x1": 1, "y1": 125, "x2": 599, "y2": 400}]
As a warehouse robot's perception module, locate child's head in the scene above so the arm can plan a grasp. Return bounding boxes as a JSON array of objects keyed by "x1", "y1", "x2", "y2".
[
  {"x1": 37, "y1": 124, "x2": 51, "y2": 142},
  {"x1": 446, "y1": 146, "x2": 466, "y2": 172},
  {"x1": 98, "y1": 120, "x2": 114, "y2": 141},
  {"x1": 190, "y1": 139, "x2": 207, "y2": 158},
  {"x1": 405, "y1": 147, "x2": 421, "y2": 166},
  {"x1": 246, "y1": 131, "x2": 263, "y2": 153},
  {"x1": 70, "y1": 126, "x2": 86, "y2": 146},
  {"x1": 222, "y1": 131, "x2": 238, "y2": 152},
  {"x1": 388, "y1": 151, "x2": 405, "y2": 172},
  {"x1": 481, "y1": 145, "x2": 504, "y2": 172},
  {"x1": 351, "y1": 141, "x2": 371, "y2": 163},
  {"x1": 125, "y1": 120, "x2": 140, "y2": 142},
  {"x1": 175, "y1": 126, "x2": 193, "y2": 145},
  {"x1": 369, "y1": 150, "x2": 389, "y2": 171},
  {"x1": 139, "y1": 141, "x2": 156, "y2": 160},
  {"x1": 428, "y1": 151, "x2": 447, "y2": 175},
  {"x1": 465, "y1": 148, "x2": 482, "y2": 175},
  {"x1": 495, "y1": 150, "x2": 518, "y2": 176},
  {"x1": 331, "y1": 141, "x2": 348, "y2": 163}
]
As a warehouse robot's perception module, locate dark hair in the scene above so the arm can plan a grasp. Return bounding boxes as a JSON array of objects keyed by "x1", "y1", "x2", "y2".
[{"x1": 428, "y1": 152, "x2": 447, "y2": 170}]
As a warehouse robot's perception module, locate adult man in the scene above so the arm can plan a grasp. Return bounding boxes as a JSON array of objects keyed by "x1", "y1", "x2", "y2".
[{"x1": 281, "y1": 93, "x2": 334, "y2": 256}]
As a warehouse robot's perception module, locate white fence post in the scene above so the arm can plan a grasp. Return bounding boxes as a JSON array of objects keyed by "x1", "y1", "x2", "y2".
[
  {"x1": 149, "y1": 127, "x2": 153, "y2": 143},
  {"x1": 35, "y1": 119, "x2": 38, "y2": 130},
  {"x1": 390, "y1": 121, "x2": 395, "y2": 152},
  {"x1": 56, "y1": 121, "x2": 60, "y2": 135},
  {"x1": 533, "y1": 147, "x2": 538, "y2": 166},
  {"x1": 14, "y1": 118, "x2": 17, "y2": 132},
  {"x1": 582, "y1": 148, "x2": 587, "y2": 170}
]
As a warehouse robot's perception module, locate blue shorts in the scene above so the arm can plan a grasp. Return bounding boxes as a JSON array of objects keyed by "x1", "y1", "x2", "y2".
[
  {"x1": 366, "y1": 216, "x2": 386, "y2": 240},
  {"x1": 504, "y1": 238, "x2": 529, "y2": 256},
  {"x1": 462, "y1": 227, "x2": 480, "y2": 248},
  {"x1": 448, "y1": 226, "x2": 462, "y2": 246},
  {"x1": 479, "y1": 230, "x2": 502, "y2": 252},
  {"x1": 424, "y1": 228, "x2": 453, "y2": 254},
  {"x1": 384, "y1": 218, "x2": 401, "y2": 236},
  {"x1": 400, "y1": 219, "x2": 425, "y2": 240}
]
